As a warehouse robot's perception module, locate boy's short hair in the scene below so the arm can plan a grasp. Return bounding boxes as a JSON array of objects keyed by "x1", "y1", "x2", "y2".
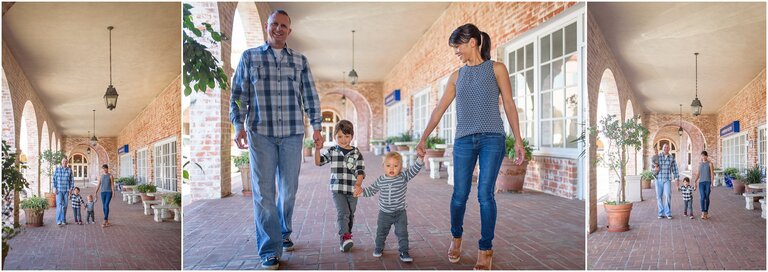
[
  {"x1": 683, "y1": 177, "x2": 690, "y2": 182},
  {"x1": 701, "y1": 151, "x2": 708, "y2": 156},
  {"x1": 384, "y1": 152, "x2": 402, "y2": 164},
  {"x1": 335, "y1": 120, "x2": 354, "y2": 136},
  {"x1": 102, "y1": 164, "x2": 109, "y2": 169}
]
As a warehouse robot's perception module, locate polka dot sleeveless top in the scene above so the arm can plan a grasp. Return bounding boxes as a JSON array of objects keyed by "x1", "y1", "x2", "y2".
[{"x1": 455, "y1": 60, "x2": 505, "y2": 139}]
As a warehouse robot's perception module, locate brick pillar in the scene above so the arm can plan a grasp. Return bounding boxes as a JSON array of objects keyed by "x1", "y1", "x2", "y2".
[{"x1": 2, "y1": 75, "x2": 14, "y2": 148}]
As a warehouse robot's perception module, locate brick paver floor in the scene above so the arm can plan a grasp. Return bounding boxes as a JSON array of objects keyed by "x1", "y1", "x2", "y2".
[
  {"x1": 588, "y1": 185, "x2": 766, "y2": 270},
  {"x1": 183, "y1": 151, "x2": 585, "y2": 270},
  {"x1": 3, "y1": 184, "x2": 181, "y2": 270}
]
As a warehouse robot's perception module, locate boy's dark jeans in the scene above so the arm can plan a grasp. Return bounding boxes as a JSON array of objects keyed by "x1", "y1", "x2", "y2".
[
  {"x1": 87, "y1": 210, "x2": 95, "y2": 223},
  {"x1": 73, "y1": 207, "x2": 82, "y2": 223},
  {"x1": 375, "y1": 209, "x2": 409, "y2": 253}
]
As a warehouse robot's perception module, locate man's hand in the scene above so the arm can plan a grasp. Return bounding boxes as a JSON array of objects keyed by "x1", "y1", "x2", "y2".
[
  {"x1": 313, "y1": 130, "x2": 324, "y2": 148},
  {"x1": 234, "y1": 130, "x2": 248, "y2": 149},
  {"x1": 354, "y1": 186, "x2": 362, "y2": 197}
]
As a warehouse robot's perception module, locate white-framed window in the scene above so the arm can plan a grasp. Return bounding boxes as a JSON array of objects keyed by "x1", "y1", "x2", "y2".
[
  {"x1": 154, "y1": 137, "x2": 178, "y2": 191},
  {"x1": 387, "y1": 102, "x2": 407, "y2": 137},
  {"x1": 119, "y1": 153, "x2": 133, "y2": 178},
  {"x1": 70, "y1": 153, "x2": 88, "y2": 180},
  {"x1": 502, "y1": 7, "x2": 584, "y2": 156},
  {"x1": 412, "y1": 88, "x2": 430, "y2": 139},
  {"x1": 759, "y1": 126, "x2": 766, "y2": 174},
  {"x1": 137, "y1": 148, "x2": 148, "y2": 184},
  {"x1": 722, "y1": 132, "x2": 748, "y2": 171},
  {"x1": 438, "y1": 77, "x2": 456, "y2": 144}
]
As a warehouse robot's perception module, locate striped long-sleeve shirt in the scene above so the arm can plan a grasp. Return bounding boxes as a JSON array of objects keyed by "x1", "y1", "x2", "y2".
[
  {"x1": 52, "y1": 166, "x2": 74, "y2": 192},
  {"x1": 229, "y1": 43, "x2": 322, "y2": 137},
  {"x1": 362, "y1": 159, "x2": 424, "y2": 213}
]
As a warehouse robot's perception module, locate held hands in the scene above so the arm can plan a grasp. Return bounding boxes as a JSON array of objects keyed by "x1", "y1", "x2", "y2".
[
  {"x1": 353, "y1": 186, "x2": 363, "y2": 197},
  {"x1": 234, "y1": 130, "x2": 248, "y2": 149},
  {"x1": 313, "y1": 130, "x2": 324, "y2": 148},
  {"x1": 415, "y1": 141, "x2": 426, "y2": 158}
]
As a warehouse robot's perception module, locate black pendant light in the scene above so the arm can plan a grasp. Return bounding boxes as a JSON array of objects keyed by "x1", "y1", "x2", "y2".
[
  {"x1": 90, "y1": 109, "x2": 98, "y2": 147},
  {"x1": 103, "y1": 26, "x2": 119, "y2": 111},
  {"x1": 678, "y1": 104, "x2": 683, "y2": 136},
  {"x1": 347, "y1": 30, "x2": 358, "y2": 85},
  {"x1": 690, "y1": 52, "x2": 702, "y2": 116}
]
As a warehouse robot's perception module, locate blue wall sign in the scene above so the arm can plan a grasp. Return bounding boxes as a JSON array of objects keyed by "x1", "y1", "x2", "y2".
[
  {"x1": 385, "y1": 89, "x2": 401, "y2": 106},
  {"x1": 720, "y1": 121, "x2": 740, "y2": 137},
  {"x1": 118, "y1": 144, "x2": 129, "y2": 155}
]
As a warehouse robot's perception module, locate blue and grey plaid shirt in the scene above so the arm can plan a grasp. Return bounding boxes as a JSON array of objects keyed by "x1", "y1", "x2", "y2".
[
  {"x1": 657, "y1": 153, "x2": 679, "y2": 182},
  {"x1": 229, "y1": 43, "x2": 322, "y2": 137},
  {"x1": 52, "y1": 166, "x2": 74, "y2": 192}
]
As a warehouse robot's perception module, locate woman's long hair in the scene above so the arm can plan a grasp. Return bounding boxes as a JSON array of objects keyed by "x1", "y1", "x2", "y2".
[{"x1": 449, "y1": 23, "x2": 491, "y2": 61}]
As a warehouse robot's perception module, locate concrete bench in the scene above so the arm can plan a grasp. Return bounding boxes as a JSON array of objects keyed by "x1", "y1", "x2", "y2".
[
  {"x1": 152, "y1": 204, "x2": 179, "y2": 222},
  {"x1": 760, "y1": 199, "x2": 766, "y2": 219},
  {"x1": 397, "y1": 151, "x2": 415, "y2": 168},
  {"x1": 743, "y1": 192, "x2": 765, "y2": 210},
  {"x1": 428, "y1": 157, "x2": 451, "y2": 179},
  {"x1": 445, "y1": 160, "x2": 454, "y2": 186},
  {"x1": 124, "y1": 192, "x2": 141, "y2": 205},
  {"x1": 142, "y1": 200, "x2": 162, "y2": 215}
]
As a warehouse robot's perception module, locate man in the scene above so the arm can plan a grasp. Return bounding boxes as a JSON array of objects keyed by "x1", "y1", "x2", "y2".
[
  {"x1": 656, "y1": 144, "x2": 679, "y2": 219},
  {"x1": 52, "y1": 158, "x2": 74, "y2": 225},
  {"x1": 229, "y1": 9, "x2": 323, "y2": 270}
]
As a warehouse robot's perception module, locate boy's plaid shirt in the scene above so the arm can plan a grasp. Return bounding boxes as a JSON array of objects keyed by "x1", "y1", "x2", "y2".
[
  {"x1": 71, "y1": 194, "x2": 84, "y2": 209},
  {"x1": 679, "y1": 185, "x2": 694, "y2": 201},
  {"x1": 318, "y1": 146, "x2": 365, "y2": 194}
]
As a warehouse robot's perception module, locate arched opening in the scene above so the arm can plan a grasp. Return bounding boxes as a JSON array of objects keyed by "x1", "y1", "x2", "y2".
[
  {"x1": 596, "y1": 69, "x2": 621, "y2": 202},
  {"x1": 51, "y1": 132, "x2": 57, "y2": 152},
  {"x1": 19, "y1": 101, "x2": 39, "y2": 197},
  {"x1": 649, "y1": 120, "x2": 707, "y2": 178},
  {"x1": 320, "y1": 109, "x2": 342, "y2": 146},
  {"x1": 231, "y1": 2, "x2": 266, "y2": 69},
  {"x1": 39, "y1": 122, "x2": 50, "y2": 195},
  {"x1": 69, "y1": 153, "x2": 89, "y2": 182},
  {"x1": 1, "y1": 70, "x2": 14, "y2": 148},
  {"x1": 67, "y1": 142, "x2": 108, "y2": 185},
  {"x1": 319, "y1": 88, "x2": 374, "y2": 151}
]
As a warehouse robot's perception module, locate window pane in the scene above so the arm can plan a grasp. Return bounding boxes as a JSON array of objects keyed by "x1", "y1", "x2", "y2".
[
  {"x1": 526, "y1": 94, "x2": 535, "y2": 125},
  {"x1": 553, "y1": 59, "x2": 564, "y2": 89},
  {"x1": 516, "y1": 49, "x2": 524, "y2": 71},
  {"x1": 565, "y1": 54, "x2": 579, "y2": 86},
  {"x1": 541, "y1": 64, "x2": 551, "y2": 90},
  {"x1": 552, "y1": 29, "x2": 563, "y2": 58},
  {"x1": 566, "y1": 87, "x2": 579, "y2": 117},
  {"x1": 541, "y1": 120, "x2": 552, "y2": 147},
  {"x1": 542, "y1": 91, "x2": 552, "y2": 119},
  {"x1": 553, "y1": 89, "x2": 564, "y2": 119},
  {"x1": 525, "y1": 71, "x2": 534, "y2": 95},
  {"x1": 565, "y1": 22, "x2": 577, "y2": 54},
  {"x1": 508, "y1": 52, "x2": 516, "y2": 73},
  {"x1": 525, "y1": 43, "x2": 533, "y2": 68},
  {"x1": 553, "y1": 119, "x2": 564, "y2": 147},
  {"x1": 510, "y1": 75, "x2": 516, "y2": 96},
  {"x1": 541, "y1": 35, "x2": 550, "y2": 62},
  {"x1": 526, "y1": 122, "x2": 535, "y2": 144},
  {"x1": 566, "y1": 118, "x2": 579, "y2": 148}
]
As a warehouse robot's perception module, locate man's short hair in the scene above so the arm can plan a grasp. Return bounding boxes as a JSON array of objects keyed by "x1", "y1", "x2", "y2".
[{"x1": 269, "y1": 9, "x2": 291, "y2": 24}]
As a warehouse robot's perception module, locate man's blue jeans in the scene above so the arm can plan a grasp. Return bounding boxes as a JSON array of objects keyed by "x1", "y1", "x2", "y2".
[
  {"x1": 655, "y1": 179, "x2": 672, "y2": 217},
  {"x1": 699, "y1": 181, "x2": 711, "y2": 212},
  {"x1": 450, "y1": 133, "x2": 505, "y2": 250},
  {"x1": 55, "y1": 191, "x2": 68, "y2": 224},
  {"x1": 248, "y1": 131, "x2": 303, "y2": 260}
]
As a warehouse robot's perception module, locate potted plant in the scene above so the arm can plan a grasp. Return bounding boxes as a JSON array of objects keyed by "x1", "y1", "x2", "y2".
[
  {"x1": 121, "y1": 177, "x2": 138, "y2": 192},
  {"x1": 395, "y1": 132, "x2": 413, "y2": 151},
  {"x1": 591, "y1": 115, "x2": 649, "y2": 232},
  {"x1": 640, "y1": 170, "x2": 654, "y2": 189},
  {"x1": 303, "y1": 138, "x2": 315, "y2": 157},
  {"x1": 41, "y1": 149, "x2": 65, "y2": 208},
  {"x1": 136, "y1": 183, "x2": 157, "y2": 201},
  {"x1": 20, "y1": 196, "x2": 48, "y2": 227},
  {"x1": 233, "y1": 152, "x2": 251, "y2": 196},
  {"x1": 723, "y1": 167, "x2": 743, "y2": 194},
  {"x1": 744, "y1": 165, "x2": 763, "y2": 201},
  {"x1": 496, "y1": 135, "x2": 534, "y2": 193},
  {"x1": 423, "y1": 136, "x2": 446, "y2": 170},
  {"x1": 2, "y1": 140, "x2": 29, "y2": 229}
]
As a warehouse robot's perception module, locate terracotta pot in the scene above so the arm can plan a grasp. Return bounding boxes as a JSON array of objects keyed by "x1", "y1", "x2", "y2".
[
  {"x1": 641, "y1": 179, "x2": 652, "y2": 189},
  {"x1": 397, "y1": 145, "x2": 410, "y2": 151},
  {"x1": 496, "y1": 158, "x2": 528, "y2": 193},
  {"x1": 140, "y1": 193, "x2": 155, "y2": 201},
  {"x1": 424, "y1": 149, "x2": 445, "y2": 170},
  {"x1": 24, "y1": 209, "x2": 44, "y2": 227},
  {"x1": 239, "y1": 166, "x2": 252, "y2": 196},
  {"x1": 303, "y1": 148, "x2": 312, "y2": 157},
  {"x1": 733, "y1": 179, "x2": 746, "y2": 195},
  {"x1": 604, "y1": 202, "x2": 632, "y2": 232},
  {"x1": 45, "y1": 192, "x2": 56, "y2": 208}
]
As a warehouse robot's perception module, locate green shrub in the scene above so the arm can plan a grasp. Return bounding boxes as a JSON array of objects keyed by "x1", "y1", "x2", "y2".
[
  {"x1": 723, "y1": 167, "x2": 741, "y2": 180},
  {"x1": 425, "y1": 136, "x2": 446, "y2": 150},
  {"x1": 233, "y1": 152, "x2": 249, "y2": 168},
  {"x1": 640, "y1": 170, "x2": 654, "y2": 181},
  {"x1": 121, "y1": 177, "x2": 137, "y2": 186},
  {"x1": 303, "y1": 138, "x2": 315, "y2": 149},
  {"x1": 136, "y1": 184, "x2": 157, "y2": 193},
  {"x1": 20, "y1": 196, "x2": 49, "y2": 212},
  {"x1": 744, "y1": 165, "x2": 762, "y2": 185},
  {"x1": 505, "y1": 135, "x2": 533, "y2": 161}
]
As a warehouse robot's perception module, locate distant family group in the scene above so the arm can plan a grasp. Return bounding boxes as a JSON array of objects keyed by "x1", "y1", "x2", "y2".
[
  {"x1": 229, "y1": 9, "x2": 525, "y2": 270},
  {"x1": 652, "y1": 144, "x2": 714, "y2": 220},
  {"x1": 52, "y1": 159, "x2": 115, "y2": 227}
]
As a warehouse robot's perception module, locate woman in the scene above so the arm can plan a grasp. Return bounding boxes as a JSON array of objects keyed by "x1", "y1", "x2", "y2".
[
  {"x1": 415, "y1": 23, "x2": 525, "y2": 270},
  {"x1": 694, "y1": 151, "x2": 715, "y2": 219},
  {"x1": 95, "y1": 164, "x2": 114, "y2": 227}
]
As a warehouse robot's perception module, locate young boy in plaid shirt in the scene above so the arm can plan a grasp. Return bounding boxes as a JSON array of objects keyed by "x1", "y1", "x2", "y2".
[
  {"x1": 70, "y1": 187, "x2": 85, "y2": 225},
  {"x1": 315, "y1": 120, "x2": 365, "y2": 252}
]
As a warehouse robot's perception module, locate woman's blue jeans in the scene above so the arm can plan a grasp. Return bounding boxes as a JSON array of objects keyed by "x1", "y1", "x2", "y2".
[
  {"x1": 451, "y1": 133, "x2": 506, "y2": 250},
  {"x1": 699, "y1": 182, "x2": 711, "y2": 212},
  {"x1": 101, "y1": 192, "x2": 112, "y2": 220}
]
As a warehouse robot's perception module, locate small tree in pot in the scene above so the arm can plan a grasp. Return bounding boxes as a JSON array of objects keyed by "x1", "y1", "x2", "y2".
[
  {"x1": 496, "y1": 135, "x2": 533, "y2": 193},
  {"x1": 423, "y1": 136, "x2": 446, "y2": 171},
  {"x1": 303, "y1": 138, "x2": 315, "y2": 157},
  {"x1": 590, "y1": 115, "x2": 648, "y2": 232},
  {"x1": 19, "y1": 196, "x2": 48, "y2": 227},
  {"x1": 233, "y1": 152, "x2": 251, "y2": 196},
  {"x1": 640, "y1": 170, "x2": 654, "y2": 189}
]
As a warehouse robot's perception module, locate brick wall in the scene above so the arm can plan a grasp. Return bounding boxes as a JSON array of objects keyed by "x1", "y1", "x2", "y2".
[
  {"x1": 311, "y1": 81, "x2": 385, "y2": 150},
  {"x1": 715, "y1": 69, "x2": 766, "y2": 168},
  {"x1": 61, "y1": 136, "x2": 117, "y2": 182},
  {"x1": 116, "y1": 76, "x2": 182, "y2": 191}
]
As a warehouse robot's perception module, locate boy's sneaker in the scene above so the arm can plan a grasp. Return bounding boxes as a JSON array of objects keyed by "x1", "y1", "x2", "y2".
[
  {"x1": 657, "y1": 216, "x2": 663, "y2": 219},
  {"x1": 340, "y1": 233, "x2": 353, "y2": 252},
  {"x1": 282, "y1": 238, "x2": 294, "y2": 252},
  {"x1": 666, "y1": 216, "x2": 673, "y2": 220},
  {"x1": 683, "y1": 212, "x2": 687, "y2": 216},
  {"x1": 399, "y1": 251, "x2": 413, "y2": 263},
  {"x1": 261, "y1": 257, "x2": 279, "y2": 270},
  {"x1": 373, "y1": 248, "x2": 383, "y2": 257},
  {"x1": 689, "y1": 215, "x2": 695, "y2": 219}
]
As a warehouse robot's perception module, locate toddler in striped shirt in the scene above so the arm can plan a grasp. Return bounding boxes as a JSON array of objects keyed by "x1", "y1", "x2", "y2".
[{"x1": 356, "y1": 151, "x2": 424, "y2": 263}]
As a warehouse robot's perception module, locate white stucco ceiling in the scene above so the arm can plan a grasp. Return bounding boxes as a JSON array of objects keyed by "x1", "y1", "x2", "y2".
[
  {"x1": 262, "y1": 2, "x2": 451, "y2": 82},
  {"x1": 591, "y1": 2, "x2": 766, "y2": 114},
  {"x1": 3, "y1": 2, "x2": 181, "y2": 137}
]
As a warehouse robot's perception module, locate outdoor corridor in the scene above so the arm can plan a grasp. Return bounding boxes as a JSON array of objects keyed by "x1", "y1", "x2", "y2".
[{"x1": 183, "y1": 151, "x2": 585, "y2": 270}]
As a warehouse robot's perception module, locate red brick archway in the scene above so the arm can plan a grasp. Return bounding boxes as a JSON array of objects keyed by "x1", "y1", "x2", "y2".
[
  {"x1": 2, "y1": 70, "x2": 14, "y2": 148},
  {"x1": 649, "y1": 120, "x2": 707, "y2": 177},
  {"x1": 322, "y1": 88, "x2": 373, "y2": 151},
  {"x1": 20, "y1": 100, "x2": 39, "y2": 196},
  {"x1": 66, "y1": 142, "x2": 110, "y2": 179}
]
